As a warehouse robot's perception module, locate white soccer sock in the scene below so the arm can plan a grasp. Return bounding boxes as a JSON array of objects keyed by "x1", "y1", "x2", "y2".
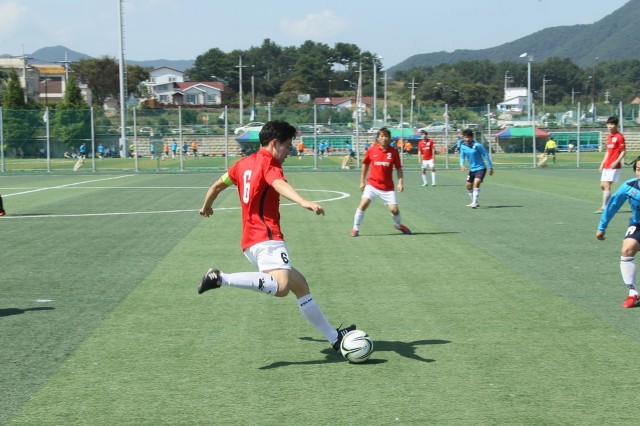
[
  {"x1": 422, "y1": 174, "x2": 428, "y2": 184},
  {"x1": 298, "y1": 295, "x2": 338, "y2": 343},
  {"x1": 219, "y1": 272, "x2": 278, "y2": 296},
  {"x1": 473, "y1": 188, "x2": 480, "y2": 204},
  {"x1": 431, "y1": 172, "x2": 436, "y2": 185},
  {"x1": 353, "y1": 209, "x2": 365, "y2": 230},
  {"x1": 603, "y1": 190, "x2": 611, "y2": 208},
  {"x1": 467, "y1": 189, "x2": 473, "y2": 199},
  {"x1": 392, "y1": 213, "x2": 402, "y2": 227},
  {"x1": 620, "y1": 256, "x2": 638, "y2": 296}
]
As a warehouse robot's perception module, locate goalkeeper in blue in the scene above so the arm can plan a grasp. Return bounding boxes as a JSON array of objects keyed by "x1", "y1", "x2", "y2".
[
  {"x1": 459, "y1": 129, "x2": 493, "y2": 208},
  {"x1": 596, "y1": 155, "x2": 640, "y2": 308}
]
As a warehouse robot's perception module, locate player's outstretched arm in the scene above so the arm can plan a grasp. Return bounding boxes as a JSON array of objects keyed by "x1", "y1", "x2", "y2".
[
  {"x1": 272, "y1": 179, "x2": 324, "y2": 215},
  {"x1": 200, "y1": 177, "x2": 230, "y2": 217}
]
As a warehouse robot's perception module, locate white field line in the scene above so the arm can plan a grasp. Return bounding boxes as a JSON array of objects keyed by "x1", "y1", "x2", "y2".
[
  {"x1": 1, "y1": 189, "x2": 350, "y2": 219},
  {"x1": 3, "y1": 175, "x2": 135, "y2": 197}
]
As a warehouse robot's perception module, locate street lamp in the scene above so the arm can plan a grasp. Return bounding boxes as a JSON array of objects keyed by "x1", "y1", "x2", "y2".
[
  {"x1": 571, "y1": 88, "x2": 580, "y2": 105},
  {"x1": 542, "y1": 75, "x2": 551, "y2": 112},
  {"x1": 520, "y1": 53, "x2": 533, "y2": 125}
]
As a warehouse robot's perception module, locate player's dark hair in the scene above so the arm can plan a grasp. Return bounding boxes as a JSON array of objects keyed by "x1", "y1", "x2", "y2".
[
  {"x1": 462, "y1": 129, "x2": 474, "y2": 138},
  {"x1": 259, "y1": 120, "x2": 297, "y2": 146},
  {"x1": 630, "y1": 155, "x2": 640, "y2": 171},
  {"x1": 378, "y1": 127, "x2": 391, "y2": 139}
]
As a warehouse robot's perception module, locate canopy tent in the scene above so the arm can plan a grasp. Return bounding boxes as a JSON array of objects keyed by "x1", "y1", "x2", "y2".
[
  {"x1": 494, "y1": 126, "x2": 550, "y2": 154},
  {"x1": 235, "y1": 130, "x2": 261, "y2": 143},
  {"x1": 494, "y1": 127, "x2": 550, "y2": 138}
]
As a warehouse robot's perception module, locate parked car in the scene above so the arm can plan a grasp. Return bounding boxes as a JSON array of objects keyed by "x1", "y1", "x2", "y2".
[
  {"x1": 233, "y1": 122, "x2": 265, "y2": 135},
  {"x1": 417, "y1": 121, "x2": 454, "y2": 132},
  {"x1": 139, "y1": 127, "x2": 153, "y2": 136}
]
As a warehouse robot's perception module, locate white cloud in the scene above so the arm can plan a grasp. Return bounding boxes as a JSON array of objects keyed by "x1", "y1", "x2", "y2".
[
  {"x1": 279, "y1": 10, "x2": 348, "y2": 40},
  {"x1": 0, "y1": 0, "x2": 28, "y2": 38}
]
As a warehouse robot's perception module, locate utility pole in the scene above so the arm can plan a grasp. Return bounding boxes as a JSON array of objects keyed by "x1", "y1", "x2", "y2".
[
  {"x1": 542, "y1": 75, "x2": 551, "y2": 112},
  {"x1": 408, "y1": 77, "x2": 419, "y2": 127},
  {"x1": 236, "y1": 56, "x2": 247, "y2": 125}
]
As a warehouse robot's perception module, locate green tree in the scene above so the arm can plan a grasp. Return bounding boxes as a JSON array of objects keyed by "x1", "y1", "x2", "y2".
[
  {"x1": 1, "y1": 70, "x2": 40, "y2": 156},
  {"x1": 52, "y1": 76, "x2": 91, "y2": 148}
]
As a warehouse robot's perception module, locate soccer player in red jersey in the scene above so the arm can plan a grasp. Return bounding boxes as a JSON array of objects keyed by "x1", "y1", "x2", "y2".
[
  {"x1": 350, "y1": 127, "x2": 411, "y2": 237},
  {"x1": 198, "y1": 120, "x2": 355, "y2": 352},
  {"x1": 596, "y1": 116, "x2": 626, "y2": 213},
  {"x1": 417, "y1": 130, "x2": 437, "y2": 186}
]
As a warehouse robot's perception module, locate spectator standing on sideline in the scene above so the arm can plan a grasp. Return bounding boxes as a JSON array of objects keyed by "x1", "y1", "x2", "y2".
[
  {"x1": 297, "y1": 140, "x2": 305, "y2": 159},
  {"x1": 544, "y1": 137, "x2": 557, "y2": 164},
  {"x1": 97, "y1": 143, "x2": 104, "y2": 159},
  {"x1": 459, "y1": 129, "x2": 493, "y2": 208},
  {"x1": 198, "y1": 120, "x2": 355, "y2": 353},
  {"x1": 350, "y1": 127, "x2": 411, "y2": 237},
  {"x1": 596, "y1": 116, "x2": 626, "y2": 214},
  {"x1": 596, "y1": 155, "x2": 640, "y2": 308},
  {"x1": 163, "y1": 142, "x2": 169, "y2": 160},
  {"x1": 191, "y1": 140, "x2": 199, "y2": 158},
  {"x1": 149, "y1": 142, "x2": 155, "y2": 159},
  {"x1": 170, "y1": 140, "x2": 178, "y2": 159},
  {"x1": 417, "y1": 130, "x2": 437, "y2": 186},
  {"x1": 79, "y1": 143, "x2": 87, "y2": 159}
]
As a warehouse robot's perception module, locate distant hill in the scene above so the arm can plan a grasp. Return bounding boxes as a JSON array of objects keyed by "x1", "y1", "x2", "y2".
[
  {"x1": 389, "y1": 0, "x2": 640, "y2": 74},
  {"x1": 8, "y1": 45, "x2": 193, "y2": 71}
]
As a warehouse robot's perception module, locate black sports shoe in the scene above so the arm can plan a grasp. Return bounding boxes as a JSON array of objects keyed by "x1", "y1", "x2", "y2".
[
  {"x1": 332, "y1": 324, "x2": 357, "y2": 352},
  {"x1": 198, "y1": 268, "x2": 222, "y2": 294}
]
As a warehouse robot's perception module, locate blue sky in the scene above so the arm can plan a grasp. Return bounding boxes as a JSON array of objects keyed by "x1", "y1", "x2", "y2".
[{"x1": 0, "y1": 0, "x2": 631, "y2": 67}]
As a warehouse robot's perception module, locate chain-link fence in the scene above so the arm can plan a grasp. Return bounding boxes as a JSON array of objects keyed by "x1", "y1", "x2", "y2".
[{"x1": 1, "y1": 102, "x2": 638, "y2": 173}]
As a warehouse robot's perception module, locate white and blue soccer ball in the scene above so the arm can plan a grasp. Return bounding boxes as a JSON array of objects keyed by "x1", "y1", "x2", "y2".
[{"x1": 340, "y1": 329, "x2": 374, "y2": 363}]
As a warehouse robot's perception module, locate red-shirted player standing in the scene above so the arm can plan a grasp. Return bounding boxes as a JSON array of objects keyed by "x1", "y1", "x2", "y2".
[
  {"x1": 351, "y1": 127, "x2": 411, "y2": 237},
  {"x1": 198, "y1": 120, "x2": 355, "y2": 353},
  {"x1": 596, "y1": 116, "x2": 626, "y2": 213},
  {"x1": 417, "y1": 130, "x2": 437, "y2": 187}
]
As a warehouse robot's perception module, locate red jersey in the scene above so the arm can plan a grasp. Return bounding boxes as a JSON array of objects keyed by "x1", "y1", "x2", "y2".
[
  {"x1": 603, "y1": 132, "x2": 625, "y2": 169},
  {"x1": 362, "y1": 143, "x2": 402, "y2": 191},
  {"x1": 227, "y1": 149, "x2": 285, "y2": 250},
  {"x1": 418, "y1": 138, "x2": 435, "y2": 161}
]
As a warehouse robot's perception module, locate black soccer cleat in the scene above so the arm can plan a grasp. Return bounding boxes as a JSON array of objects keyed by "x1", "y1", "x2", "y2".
[
  {"x1": 332, "y1": 324, "x2": 357, "y2": 352},
  {"x1": 198, "y1": 268, "x2": 222, "y2": 294}
]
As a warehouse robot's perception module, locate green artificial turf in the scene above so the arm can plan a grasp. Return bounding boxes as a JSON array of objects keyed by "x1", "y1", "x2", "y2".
[{"x1": 2, "y1": 167, "x2": 640, "y2": 425}]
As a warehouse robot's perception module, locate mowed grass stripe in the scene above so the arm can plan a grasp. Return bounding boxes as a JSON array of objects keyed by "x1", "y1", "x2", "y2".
[{"x1": 7, "y1": 172, "x2": 640, "y2": 424}]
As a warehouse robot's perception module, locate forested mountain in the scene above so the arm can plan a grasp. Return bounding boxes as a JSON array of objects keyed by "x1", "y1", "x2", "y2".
[{"x1": 389, "y1": 0, "x2": 640, "y2": 74}]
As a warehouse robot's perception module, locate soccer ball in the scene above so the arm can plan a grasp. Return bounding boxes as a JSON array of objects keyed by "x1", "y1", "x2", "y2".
[{"x1": 340, "y1": 330, "x2": 374, "y2": 363}]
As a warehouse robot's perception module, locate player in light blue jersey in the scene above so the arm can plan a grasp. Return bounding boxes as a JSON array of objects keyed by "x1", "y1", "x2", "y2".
[
  {"x1": 459, "y1": 129, "x2": 493, "y2": 208},
  {"x1": 596, "y1": 155, "x2": 640, "y2": 308}
]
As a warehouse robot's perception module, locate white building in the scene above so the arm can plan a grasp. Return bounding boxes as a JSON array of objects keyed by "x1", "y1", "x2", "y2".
[
  {"x1": 144, "y1": 67, "x2": 223, "y2": 106},
  {"x1": 497, "y1": 87, "x2": 529, "y2": 114}
]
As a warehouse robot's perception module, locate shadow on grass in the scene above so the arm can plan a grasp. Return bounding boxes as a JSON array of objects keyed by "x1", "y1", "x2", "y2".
[
  {"x1": 259, "y1": 337, "x2": 450, "y2": 369},
  {"x1": 483, "y1": 205, "x2": 523, "y2": 209},
  {"x1": 363, "y1": 231, "x2": 460, "y2": 237},
  {"x1": 0, "y1": 307, "x2": 55, "y2": 317}
]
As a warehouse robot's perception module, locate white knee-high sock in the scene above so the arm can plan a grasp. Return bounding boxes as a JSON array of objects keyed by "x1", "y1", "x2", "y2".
[
  {"x1": 620, "y1": 256, "x2": 638, "y2": 296},
  {"x1": 353, "y1": 209, "x2": 365, "y2": 230},
  {"x1": 422, "y1": 173, "x2": 428, "y2": 184},
  {"x1": 473, "y1": 188, "x2": 480, "y2": 204},
  {"x1": 219, "y1": 272, "x2": 278, "y2": 295},
  {"x1": 467, "y1": 189, "x2": 473, "y2": 199},
  {"x1": 298, "y1": 295, "x2": 338, "y2": 343},
  {"x1": 392, "y1": 212, "x2": 402, "y2": 227},
  {"x1": 431, "y1": 172, "x2": 436, "y2": 185},
  {"x1": 603, "y1": 190, "x2": 611, "y2": 208}
]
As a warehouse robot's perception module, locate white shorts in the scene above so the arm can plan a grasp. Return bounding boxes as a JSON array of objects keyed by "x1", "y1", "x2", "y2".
[
  {"x1": 362, "y1": 184, "x2": 397, "y2": 206},
  {"x1": 421, "y1": 159, "x2": 435, "y2": 169},
  {"x1": 243, "y1": 240, "x2": 292, "y2": 271},
  {"x1": 601, "y1": 168, "x2": 621, "y2": 183}
]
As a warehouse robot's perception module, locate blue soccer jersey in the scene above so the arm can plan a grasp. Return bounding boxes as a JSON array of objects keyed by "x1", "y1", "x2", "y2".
[
  {"x1": 460, "y1": 141, "x2": 493, "y2": 172},
  {"x1": 598, "y1": 178, "x2": 640, "y2": 233}
]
